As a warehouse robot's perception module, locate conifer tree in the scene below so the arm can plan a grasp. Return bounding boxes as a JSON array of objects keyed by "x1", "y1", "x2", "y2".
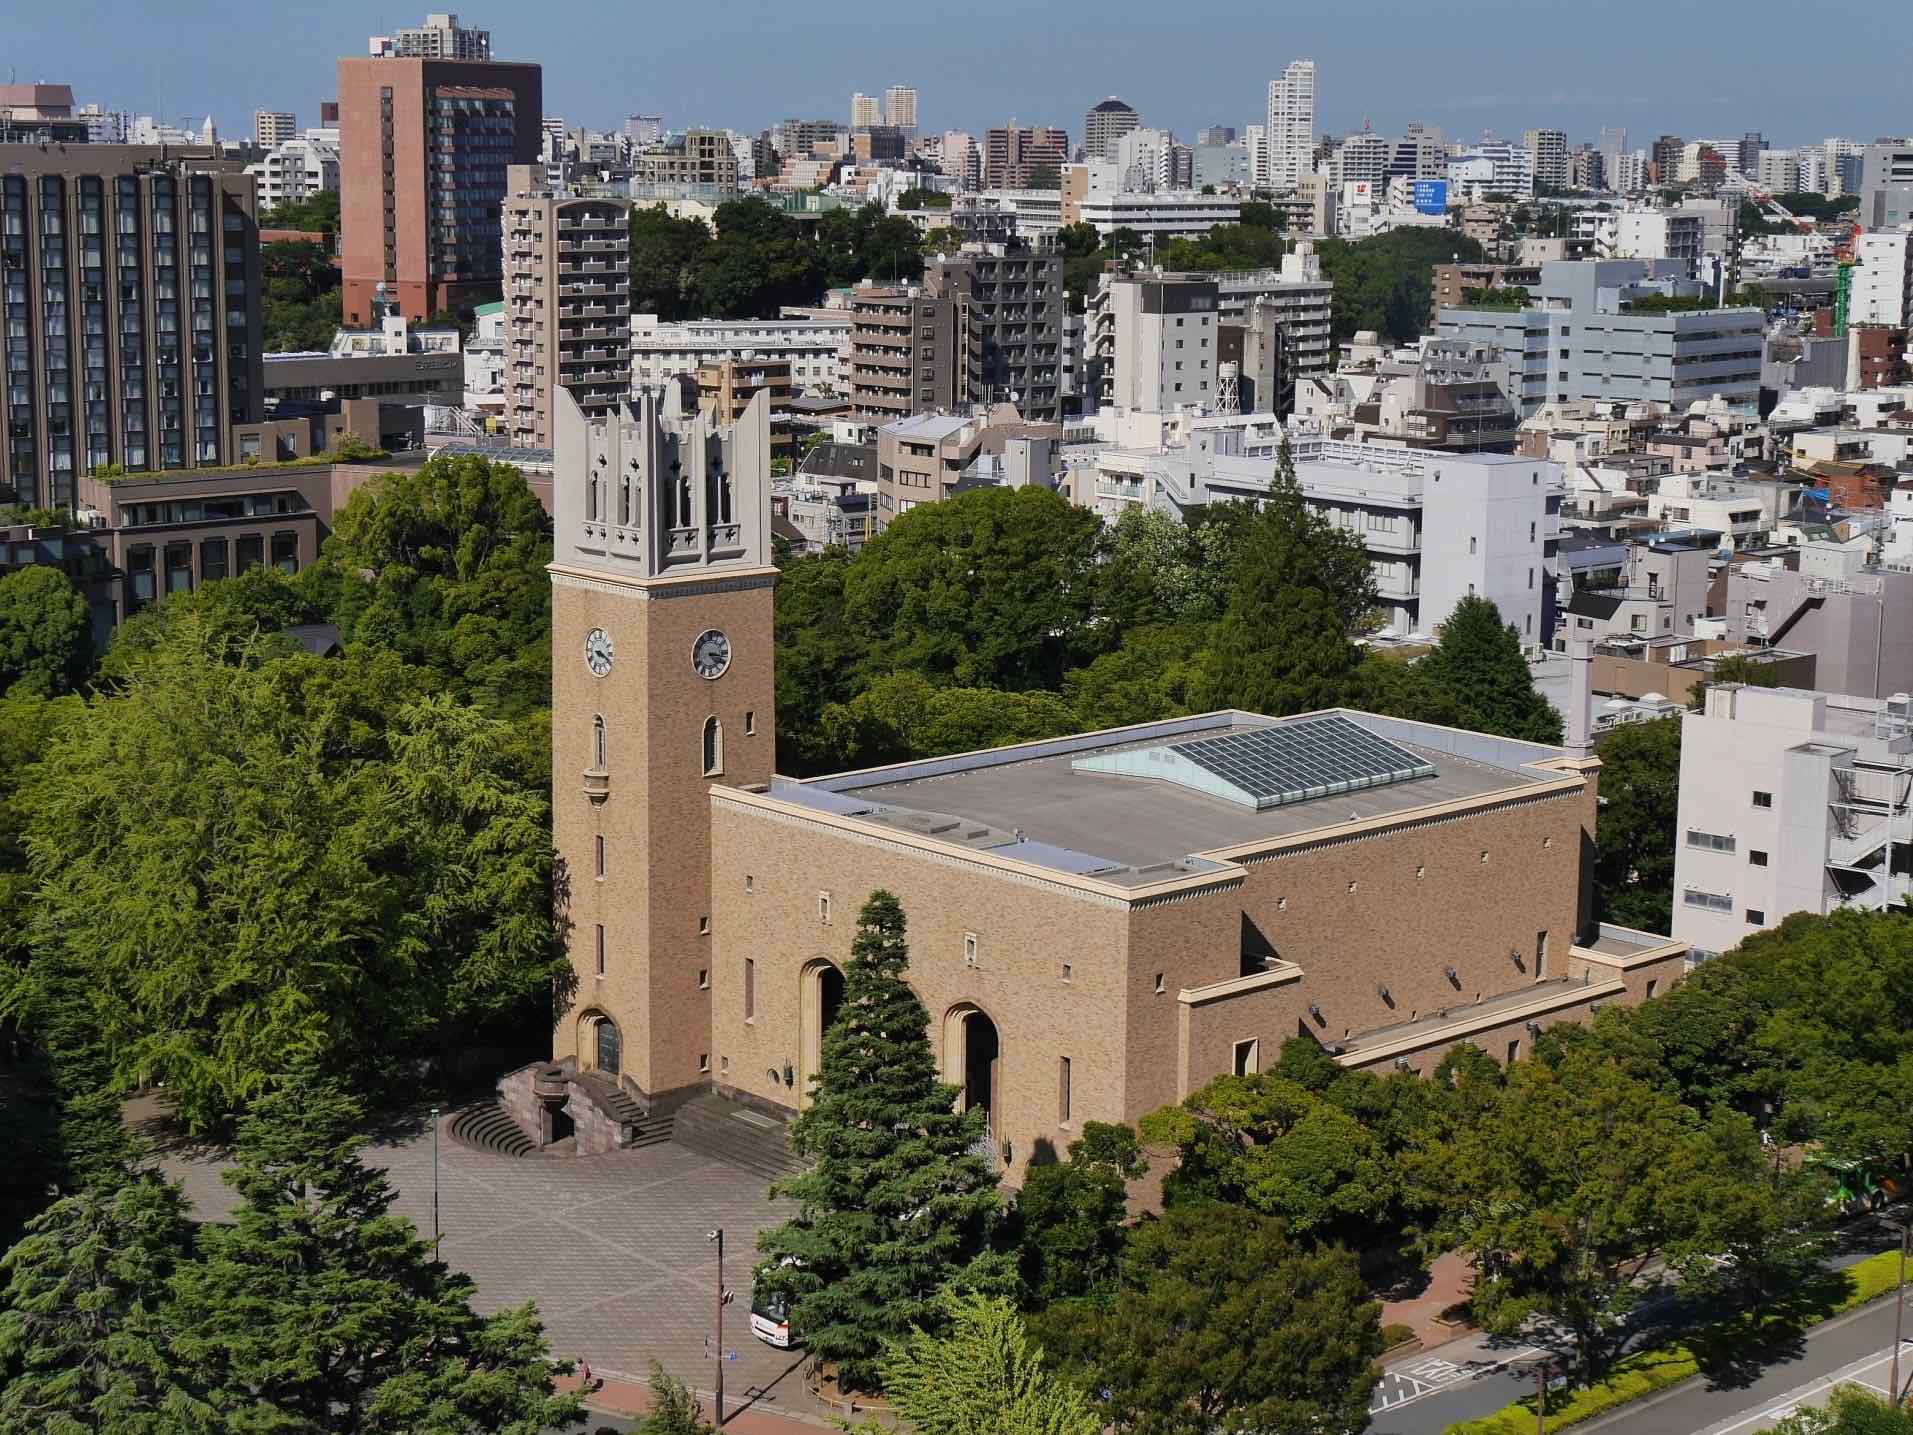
[
  {"x1": 1419, "y1": 594, "x2": 1562, "y2": 743},
  {"x1": 0, "y1": 1174, "x2": 199, "y2": 1434},
  {"x1": 1196, "y1": 437, "x2": 1373, "y2": 715},
  {"x1": 755, "y1": 890, "x2": 1007, "y2": 1391},
  {"x1": 164, "y1": 1067, "x2": 581, "y2": 1434}
]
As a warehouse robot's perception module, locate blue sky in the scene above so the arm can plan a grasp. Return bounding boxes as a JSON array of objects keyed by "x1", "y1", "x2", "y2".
[{"x1": 12, "y1": 0, "x2": 1907, "y2": 151}]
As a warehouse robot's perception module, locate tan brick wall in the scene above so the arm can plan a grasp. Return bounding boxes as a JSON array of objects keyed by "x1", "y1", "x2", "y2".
[
  {"x1": 551, "y1": 570, "x2": 775, "y2": 1099},
  {"x1": 709, "y1": 800, "x2": 1132, "y2": 1177}
]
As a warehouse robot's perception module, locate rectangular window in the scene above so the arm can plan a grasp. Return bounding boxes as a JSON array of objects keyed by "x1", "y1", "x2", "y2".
[
  {"x1": 200, "y1": 537, "x2": 228, "y2": 580},
  {"x1": 1058, "y1": 1056, "x2": 1072, "y2": 1124},
  {"x1": 698, "y1": 915, "x2": 710, "y2": 935},
  {"x1": 1749, "y1": 850, "x2": 1768, "y2": 867},
  {"x1": 1685, "y1": 830, "x2": 1736, "y2": 853},
  {"x1": 818, "y1": 892, "x2": 830, "y2": 924},
  {"x1": 964, "y1": 932, "x2": 978, "y2": 967},
  {"x1": 1154, "y1": 972, "x2": 1166, "y2": 994},
  {"x1": 698, "y1": 968, "x2": 709, "y2": 990},
  {"x1": 1752, "y1": 790, "x2": 1772, "y2": 809},
  {"x1": 1535, "y1": 930, "x2": 1548, "y2": 978},
  {"x1": 1507, "y1": 1038, "x2": 1521, "y2": 1063},
  {"x1": 744, "y1": 959, "x2": 755, "y2": 1020},
  {"x1": 595, "y1": 835, "x2": 605, "y2": 879},
  {"x1": 744, "y1": 710, "x2": 756, "y2": 736},
  {"x1": 1061, "y1": 961, "x2": 1072, "y2": 983},
  {"x1": 1683, "y1": 889, "x2": 1734, "y2": 913},
  {"x1": 236, "y1": 533, "x2": 263, "y2": 572},
  {"x1": 594, "y1": 924, "x2": 605, "y2": 976},
  {"x1": 1746, "y1": 909, "x2": 1765, "y2": 926},
  {"x1": 1233, "y1": 1038, "x2": 1259, "y2": 1077},
  {"x1": 1645, "y1": 978, "x2": 1659, "y2": 999},
  {"x1": 699, "y1": 1053, "x2": 710, "y2": 1073},
  {"x1": 270, "y1": 530, "x2": 298, "y2": 575}
]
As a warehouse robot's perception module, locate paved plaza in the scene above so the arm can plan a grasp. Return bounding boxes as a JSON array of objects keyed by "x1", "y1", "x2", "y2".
[{"x1": 152, "y1": 1102, "x2": 814, "y2": 1419}]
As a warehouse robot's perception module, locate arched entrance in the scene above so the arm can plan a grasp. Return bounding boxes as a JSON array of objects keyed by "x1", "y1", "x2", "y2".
[
  {"x1": 942, "y1": 1005, "x2": 1001, "y2": 1147},
  {"x1": 797, "y1": 959, "x2": 846, "y2": 1107},
  {"x1": 577, "y1": 1010, "x2": 621, "y2": 1076}
]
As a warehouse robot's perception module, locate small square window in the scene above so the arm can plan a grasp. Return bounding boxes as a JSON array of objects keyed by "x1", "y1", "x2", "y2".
[
  {"x1": 1507, "y1": 1038, "x2": 1521, "y2": 1063},
  {"x1": 1749, "y1": 850, "x2": 1768, "y2": 866},
  {"x1": 1480, "y1": 850, "x2": 1490, "y2": 863},
  {"x1": 1645, "y1": 979, "x2": 1658, "y2": 1000},
  {"x1": 1415, "y1": 865, "x2": 1426, "y2": 879},
  {"x1": 720, "y1": 1055, "x2": 730, "y2": 1073},
  {"x1": 963, "y1": 933, "x2": 978, "y2": 967},
  {"x1": 698, "y1": 1053, "x2": 710, "y2": 1073},
  {"x1": 698, "y1": 968, "x2": 710, "y2": 990},
  {"x1": 745, "y1": 710, "x2": 756, "y2": 735},
  {"x1": 1752, "y1": 790, "x2": 1772, "y2": 809},
  {"x1": 1154, "y1": 972, "x2": 1166, "y2": 994},
  {"x1": 745, "y1": 875, "x2": 754, "y2": 893},
  {"x1": 1277, "y1": 896, "x2": 1288, "y2": 911},
  {"x1": 1233, "y1": 1038, "x2": 1259, "y2": 1077},
  {"x1": 1347, "y1": 881, "x2": 1358, "y2": 894},
  {"x1": 818, "y1": 892, "x2": 830, "y2": 924},
  {"x1": 1061, "y1": 962, "x2": 1072, "y2": 983},
  {"x1": 699, "y1": 915, "x2": 710, "y2": 935},
  {"x1": 1746, "y1": 909, "x2": 1765, "y2": 926}
]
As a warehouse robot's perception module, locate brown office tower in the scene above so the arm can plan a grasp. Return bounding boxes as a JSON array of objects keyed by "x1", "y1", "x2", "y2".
[
  {"x1": 0, "y1": 147, "x2": 264, "y2": 509},
  {"x1": 846, "y1": 285, "x2": 958, "y2": 423},
  {"x1": 982, "y1": 123, "x2": 1069, "y2": 189},
  {"x1": 501, "y1": 166, "x2": 629, "y2": 448},
  {"x1": 337, "y1": 51, "x2": 542, "y2": 325}
]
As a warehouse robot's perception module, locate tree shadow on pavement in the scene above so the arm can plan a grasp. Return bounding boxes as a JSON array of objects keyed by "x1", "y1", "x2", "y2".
[{"x1": 1689, "y1": 1267, "x2": 1851, "y2": 1390}]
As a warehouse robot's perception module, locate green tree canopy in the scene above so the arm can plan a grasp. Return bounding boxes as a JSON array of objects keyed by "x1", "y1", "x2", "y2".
[
  {"x1": 1195, "y1": 442, "x2": 1373, "y2": 714},
  {"x1": 755, "y1": 891, "x2": 1007, "y2": 1390},
  {"x1": 1592, "y1": 717, "x2": 1681, "y2": 932},
  {"x1": 628, "y1": 205, "x2": 713, "y2": 320},
  {"x1": 1417, "y1": 595, "x2": 1562, "y2": 743},
  {"x1": 308, "y1": 452, "x2": 554, "y2": 716},
  {"x1": 1772, "y1": 1384, "x2": 1913, "y2": 1435},
  {"x1": 0, "y1": 566, "x2": 91, "y2": 698},
  {"x1": 164, "y1": 1069, "x2": 581, "y2": 1433},
  {"x1": 1015, "y1": 1122, "x2": 1146, "y2": 1305},
  {"x1": 0, "y1": 1174, "x2": 196, "y2": 1433},
  {"x1": 817, "y1": 672, "x2": 1078, "y2": 768},
  {"x1": 843, "y1": 486, "x2": 1109, "y2": 692},
  {"x1": 882, "y1": 1293, "x2": 1101, "y2": 1435},
  {"x1": 1037, "y1": 1204, "x2": 1382, "y2": 1435},
  {"x1": 1316, "y1": 228, "x2": 1488, "y2": 343},
  {"x1": 12, "y1": 620, "x2": 562, "y2": 1130}
]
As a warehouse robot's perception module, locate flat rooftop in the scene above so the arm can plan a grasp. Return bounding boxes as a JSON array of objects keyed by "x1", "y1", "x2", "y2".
[{"x1": 768, "y1": 711, "x2": 1569, "y2": 888}]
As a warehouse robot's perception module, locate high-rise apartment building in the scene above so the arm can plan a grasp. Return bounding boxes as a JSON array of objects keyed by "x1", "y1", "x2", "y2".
[
  {"x1": 1523, "y1": 128, "x2": 1569, "y2": 190},
  {"x1": 1650, "y1": 134, "x2": 1685, "y2": 185},
  {"x1": 371, "y1": 11, "x2": 492, "y2": 60},
  {"x1": 983, "y1": 123, "x2": 1068, "y2": 189},
  {"x1": 631, "y1": 131, "x2": 740, "y2": 188},
  {"x1": 623, "y1": 115, "x2": 663, "y2": 147},
  {"x1": 1736, "y1": 131, "x2": 1765, "y2": 177},
  {"x1": 0, "y1": 149, "x2": 264, "y2": 509},
  {"x1": 930, "y1": 240, "x2": 1065, "y2": 422},
  {"x1": 937, "y1": 131, "x2": 981, "y2": 189},
  {"x1": 1598, "y1": 126, "x2": 1628, "y2": 171},
  {"x1": 850, "y1": 93, "x2": 881, "y2": 128},
  {"x1": 847, "y1": 285, "x2": 959, "y2": 423},
  {"x1": 1264, "y1": 60, "x2": 1316, "y2": 191},
  {"x1": 1083, "y1": 97, "x2": 1140, "y2": 163},
  {"x1": 254, "y1": 110, "x2": 299, "y2": 148},
  {"x1": 501, "y1": 165, "x2": 629, "y2": 449},
  {"x1": 337, "y1": 43, "x2": 542, "y2": 324},
  {"x1": 883, "y1": 85, "x2": 918, "y2": 133},
  {"x1": 1860, "y1": 143, "x2": 1913, "y2": 229}
]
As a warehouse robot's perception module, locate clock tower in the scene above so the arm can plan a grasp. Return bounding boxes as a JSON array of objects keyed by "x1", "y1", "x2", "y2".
[{"x1": 548, "y1": 382, "x2": 776, "y2": 1105}]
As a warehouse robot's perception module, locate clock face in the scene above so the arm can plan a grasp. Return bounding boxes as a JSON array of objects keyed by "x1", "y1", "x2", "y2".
[
  {"x1": 584, "y1": 628, "x2": 614, "y2": 677},
  {"x1": 692, "y1": 629, "x2": 732, "y2": 680}
]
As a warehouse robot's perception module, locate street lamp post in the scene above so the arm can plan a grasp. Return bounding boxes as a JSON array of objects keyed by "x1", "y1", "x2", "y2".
[
  {"x1": 430, "y1": 1105, "x2": 441, "y2": 1253},
  {"x1": 709, "y1": 1227, "x2": 726, "y2": 1428},
  {"x1": 1534, "y1": 1357, "x2": 1551, "y2": 1435},
  {"x1": 1892, "y1": 1217, "x2": 1910, "y2": 1408}
]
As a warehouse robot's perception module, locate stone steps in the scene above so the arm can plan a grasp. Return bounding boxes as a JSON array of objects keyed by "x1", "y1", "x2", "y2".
[
  {"x1": 447, "y1": 1101, "x2": 539, "y2": 1158},
  {"x1": 672, "y1": 1093, "x2": 804, "y2": 1182}
]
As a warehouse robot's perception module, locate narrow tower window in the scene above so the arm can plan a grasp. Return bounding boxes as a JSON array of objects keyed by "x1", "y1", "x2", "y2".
[
  {"x1": 592, "y1": 714, "x2": 607, "y2": 770},
  {"x1": 703, "y1": 716, "x2": 723, "y2": 776}
]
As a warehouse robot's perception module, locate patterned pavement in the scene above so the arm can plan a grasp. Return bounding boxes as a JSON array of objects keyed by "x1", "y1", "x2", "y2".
[{"x1": 154, "y1": 1104, "x2": 813, "y2": 1417}]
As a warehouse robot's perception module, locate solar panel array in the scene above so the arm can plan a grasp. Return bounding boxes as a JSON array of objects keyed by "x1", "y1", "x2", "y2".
[{"x1": 1173, "y1": 716, "x2": 1437, "y2": 810}]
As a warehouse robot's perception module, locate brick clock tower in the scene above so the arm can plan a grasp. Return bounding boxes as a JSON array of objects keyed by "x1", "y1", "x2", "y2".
[{"x1": 547, "y1": 383, "x2": 776, "y2": 1107}]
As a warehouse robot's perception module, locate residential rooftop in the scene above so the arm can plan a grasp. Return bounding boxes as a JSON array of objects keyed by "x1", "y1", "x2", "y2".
[{"x1": 768, "y1": 710, "x2": 1574, "y2": 889}]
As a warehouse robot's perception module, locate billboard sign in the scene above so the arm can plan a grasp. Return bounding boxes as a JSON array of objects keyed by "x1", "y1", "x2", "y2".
[{"x1": 1412, "y1": 178, "x2": 1449, "y2": 215}]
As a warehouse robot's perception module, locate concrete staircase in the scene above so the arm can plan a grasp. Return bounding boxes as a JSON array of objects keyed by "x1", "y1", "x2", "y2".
[
  {"x1": 448, "y1": 1101, "x2": 541, "y2": 1157},
  {"x1": 568, "y1": 1070, "x2": 676, "y2": 1150},
  {"x1": 672, "y1": 1093, "x2": 804, "y2": 1181}
]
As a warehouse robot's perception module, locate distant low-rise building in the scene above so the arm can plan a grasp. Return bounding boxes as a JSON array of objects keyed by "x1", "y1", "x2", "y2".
[{"x1": 630, "y1": 313, "x2": 849, "y2": 394}]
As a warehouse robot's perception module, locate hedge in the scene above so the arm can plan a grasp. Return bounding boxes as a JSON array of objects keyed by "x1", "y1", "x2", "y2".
[{"x1": 1442, "y1": 1247, "x2": 1907, "y2": 1435}]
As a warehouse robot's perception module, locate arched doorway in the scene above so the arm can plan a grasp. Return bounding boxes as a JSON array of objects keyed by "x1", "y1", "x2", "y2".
[
  {"x1": 942, "y1": 1005, "x2": 1001, "y2": 1148},
  {"x1": 577, "y1": 1010, "x2": 621, "y2": 1076},
  {"x1": 797, "y1": 959, "x2": 846, "y2": 1106}
]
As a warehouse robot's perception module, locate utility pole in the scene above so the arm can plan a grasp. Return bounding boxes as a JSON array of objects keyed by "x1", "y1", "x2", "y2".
[
  {"x1": 430, "y1": 1105, "x2": 440, "y2": 1253},
  {"x1": 709, "y1": 1227, "x2": 727, "y2": 1427},
  {"x1": 1892, "y1": 1217, "x2": 1909, "y2": 1408},
  {"x1": 1535, "y1": 1357, "x2": 1550, "y2": 1435}
]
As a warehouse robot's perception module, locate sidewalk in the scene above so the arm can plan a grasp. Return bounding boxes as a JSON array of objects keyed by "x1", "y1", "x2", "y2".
[
  {"x1": 557, "y1": 1367, "x2": 839, "y2": 1434},
  {"x1": 1377, "y1": 1250, "x2": 1477, "y2": 1355}
]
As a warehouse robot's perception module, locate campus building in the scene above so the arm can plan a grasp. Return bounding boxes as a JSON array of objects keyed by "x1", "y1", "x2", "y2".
[{"x1": 518, "y1": 386, "x2": 1686, "y2": 1176}]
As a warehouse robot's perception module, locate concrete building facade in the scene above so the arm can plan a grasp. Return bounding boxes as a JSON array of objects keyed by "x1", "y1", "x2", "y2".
[
  {"x1": 845, "y1": 284, "x2": 958, "y2": 423},
  {"x1": 1264, "y1": 60, "x2": 1316, "y2": 192},
  {"x1": 630, "y1": 313, "x2": 849, "y2": 394},
  {"x1": 1084, "y1": 98, "x2": 1140, "y2": 163},
  {"x1": 0, "y1": 147, "x2": 264, "y2": 509},
  {"x1": 337, "y1": 50, "x2": 542, "y2": 323},
  {"x1": 501, "y1": 167, "x2": 630, "y2": 448}
]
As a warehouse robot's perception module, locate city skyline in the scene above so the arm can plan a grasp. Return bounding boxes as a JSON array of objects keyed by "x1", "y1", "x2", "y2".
[{"x1": 12, "y1": 0, "x2": 1912, "y2": 155}]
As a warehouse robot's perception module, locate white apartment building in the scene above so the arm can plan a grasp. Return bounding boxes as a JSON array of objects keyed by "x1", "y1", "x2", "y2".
[
  {"x1": 884, "y1": 86, "x2": 918, "y2": 132},
  {"x1": 1673, "y1": 685, "x2": 1913, "y2": 956},
  {"x1": 245, "y1": 137, "x2": 340, "y2": 211},
  {"x1": 1851, "y1": 229, "x2": 1913, "y2": 329},
  {"x1": 1116, "y1": 128, "x2": 1193, "y2": 191},
  {"x1": 1084, "y1": 425, "x2": 1559, "y2": 642},
  {"x1": 1102, "y1": 274, "x2": 1219, "y2": 411},
  {"x1": 1647, "y1": 471, "x2": 1790, "y2": 550},
  {"x1": 254, "y1": 110, "x2": 298, "y2": 148},
  {"x1": 629, "y1": 313, "x2": 850, "y2": 393},
  {"x1": 1072, "y1": 191, "x2": 1243, "y2": 243},
  {"x1": 1756, "y1": 150, "x2": 1799, "y2": 194},
  {"x1": 851, "y1": 93, "x2": 881, "y2": 128},
  {"x1": 1446, "y1": 140, "x2": 1534, "y2": 200},
  {"x1": 1264, "y1": 60, "x2": 1316, "y2": 191}
]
